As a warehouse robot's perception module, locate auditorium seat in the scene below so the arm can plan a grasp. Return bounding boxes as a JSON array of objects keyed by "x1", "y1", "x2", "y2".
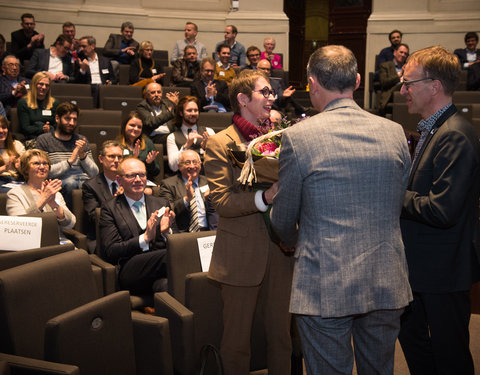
[
  {"x1": 0, "y1": 352, "x2": 80, "y2": 374},
  {"x1": 0, "y1": 250, "x2": 173, "y2": 375},
  {"x1": 197, "y1": 111, "x2": 233, "y2": 133},
  {"x1": 77, "y1": 109, "x2": 122, "y2": 126},
  {"x1": 55, "y1": 95, "x2": 95, "y2": 109}
]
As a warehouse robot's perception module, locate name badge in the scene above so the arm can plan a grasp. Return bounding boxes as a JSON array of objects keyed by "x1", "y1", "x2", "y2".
[
  {"x1": 25, "y1": 84, "x2": 30, "y2": 90},
  {"x1": 42, "y1": 110, "x2": 52, "y2": 116},
  {"x1": 152, "y1": 69, "x2": 157, "y2": 74},
  {"x1": 219, "y1": 71, "x2": 225, "y2": 76},
  {"x1": 199, "y1": 185, "x2": 209, "y2": 194},
  {"x1": 123, "y1": 149, "x2": 130, "y2": 156},
  {"x1": 102, "y1": 69, "x2": 109, "y2": 74}
]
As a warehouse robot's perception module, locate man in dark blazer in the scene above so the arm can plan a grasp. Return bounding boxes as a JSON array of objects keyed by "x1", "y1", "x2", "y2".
[
  {"x1": 0, "y1": 55, "x2": 29, "y2": 112},
  {"x1": 136, "y1": 82, "x2": 177, "y2": 145},
  {"x1": 159, "y1": 149, "x2": 218, "y2": 232},
  {"x1": 99, "y1": 157, "x2": 176, "y2": 294},
  {"x1": 10, "y1": 13, "x2": 45, "y2": 63},
  {"x1": 25, "y1": 34, "x2": 73, "y2": 81},
  {"x1": 82, "y1": 140, "x2": 124, "y2": 253},
  {"x1": 398, "y1": 46, "x2": 480, "y2": 375},
  {"x1": 171, "y1": 45, "x2": 200, "y2": 87},
  {"x1": 102, "y1": 21, "x2": 139, "y2": 80},
  {"x1": 378, "y1": 43, "x2": 409, "y2": 115},
  {"x1": 454, "y1": 31, "x2": 480, "y2": 70},
  {"x1": 191, "y1": 57, "x2": 230, "y2": 112},
  {"x1": 74, "y1": 36, "x2": 115, "y2": 85}
]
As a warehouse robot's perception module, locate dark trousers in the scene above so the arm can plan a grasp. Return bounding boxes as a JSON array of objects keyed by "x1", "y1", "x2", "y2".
[
  {"x1": 119, "y1": 249, "x2": 167, "y2": 295},
  {"x1": 398, "y1": 291, "x2": 474, "y2": 375}
]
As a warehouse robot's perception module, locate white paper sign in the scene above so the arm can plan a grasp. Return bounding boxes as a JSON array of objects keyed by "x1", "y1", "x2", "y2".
[
  {"x1": 0, "y1": 216, "x2": 42, "y2": 251},
  {"x1": 197, "y1": 235, "x2": 216, "y2": 272}
]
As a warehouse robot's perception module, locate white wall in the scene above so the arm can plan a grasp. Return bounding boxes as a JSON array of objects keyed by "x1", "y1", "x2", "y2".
[
  {"x1": 0, "y1": 0, "x2": 289, "y2": 68},
  {"x1": 366, "y1": 0, "x2": 480, "y2": 107}
]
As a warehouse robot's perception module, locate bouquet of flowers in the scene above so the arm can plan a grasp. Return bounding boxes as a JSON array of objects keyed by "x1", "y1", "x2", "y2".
[{"x1": 237, "y1": 116, "x2": 295, "y2": 186}]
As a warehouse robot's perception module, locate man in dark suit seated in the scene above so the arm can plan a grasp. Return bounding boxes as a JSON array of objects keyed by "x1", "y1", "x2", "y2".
[
  {"x1": 10, "y1": 13, "x2": 45, "y2": 63},
  {"x1": 0, "y1": 55, "x2": 29, "y2": 113},
  {"x1": 82, "y1": 140, "x2": 124, "y2": 253},
  {"x1": 398, "y1": 46, "x2": 480, "y2": 375},
  {"x1": 74, "y1": 36, "x2": 115, "y2": 85},
  {"x1": 242, "y1": 46, "x2": 261, "y2": 70},
  {"x1": 25, "y1": 34, "x2": 73, "y2": 81},
  {"x1": 159, "y1": 149, "x2": 217, "y2": 232},
  {"x1": 102, "y1": 21, "x2": 139, "y2": 78},
  {"x1": 99, "y1": 157, "x2": 176, "y2": 294},
  {"x1": 454, "y1": 31, "x2": 480, "y2": 70},
  {"x1": 191, "y1": 57, "x2": 230, "y2": 112},
  {"x1": 378, "y1": 43, "x2": 409, "y2": 116},
  {"x1": 136, "y1": 82, "x2": 178, "y2": 146},
  {"x1": 171, "y1": 45, "x2": 200, "y2": 87}
]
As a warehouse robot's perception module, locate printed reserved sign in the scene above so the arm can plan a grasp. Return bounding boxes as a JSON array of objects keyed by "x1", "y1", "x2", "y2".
[
  {"x1": 197, "y1": 235, "x2": 216, "y2": 272},
  {"x1": 0, "y1": 216, "x2": 42, "y2": 251}
]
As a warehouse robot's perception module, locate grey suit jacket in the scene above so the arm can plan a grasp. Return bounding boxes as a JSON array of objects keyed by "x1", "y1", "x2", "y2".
[{"x1": 271, "y1": 98, "x2": 413, "y2": 317}]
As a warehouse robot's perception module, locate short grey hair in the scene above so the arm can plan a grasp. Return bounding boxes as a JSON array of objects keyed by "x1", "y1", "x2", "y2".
[
  {"x1": 307, "y1": 45, "x2": 357, "y2": 93},
  {"x1": 2, "y1": 55, "x2": 19, "y2": 68},
  {"x1": 80, "y1": 36, "x2": 96, "y2": 46}
]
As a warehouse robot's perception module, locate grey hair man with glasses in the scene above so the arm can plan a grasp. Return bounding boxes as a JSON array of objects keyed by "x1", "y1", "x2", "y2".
[
  {"x1": 159, "y1": 149, "x2": 218, "y2": 232},
  {"x1": 398, "y1": 45, "x2": 480, "y2": 375},
  {"x1": 0, "y1": 55, "x2": 29, "y2": 112},
  {"x1": 82, "y1": 140, "x2": 124, "y2": 252},
  {"x1": 99, "y1": 156, "x2": 176, "y2": 294}
]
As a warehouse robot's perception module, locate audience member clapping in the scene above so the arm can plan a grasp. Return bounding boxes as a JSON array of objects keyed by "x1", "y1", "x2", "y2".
[
  {"x1": 6, "y1": 148, "x2": 75, "y2": 243},
  {"x1": 129, "y1": 41, "x2": 165, "y2": 86},
  {"x1": 10, "y1": 13, "x2": 45, "y2": 63},
  {"x1": 0, "y1": 55, "x2": 30, "y2": 113},
  {"x1": 117, "y1": 111, "x2": 161, "y2": 182}
]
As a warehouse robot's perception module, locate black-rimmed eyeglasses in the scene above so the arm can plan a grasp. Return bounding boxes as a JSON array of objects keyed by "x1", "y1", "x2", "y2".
[
  {"x1": 398, "y1": 77, "x2": 434, "y2": 88},
  {"x1": 254, "y1": 87, "x2": 276, "y2": 98}
]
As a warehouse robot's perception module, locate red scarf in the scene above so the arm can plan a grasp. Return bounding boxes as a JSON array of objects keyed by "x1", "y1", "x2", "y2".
[{"x1": 233, "y1": 113, "x2": 274, "y2": 141}]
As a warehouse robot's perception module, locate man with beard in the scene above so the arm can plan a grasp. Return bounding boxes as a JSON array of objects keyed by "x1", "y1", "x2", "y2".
[
  {"x1": 136, "y1": 82, "x2": 178, "y2": 146},
  {"x1": 0, "y1": 55, "x2": 29, "y2": 113},
  {"x1": 378, "y1": 29, "x2": 403, "y2": 67},
  {"x1": 36, "y1": 102, "x2": 98, "y2": 208},
  {"x1": 166, "y1": 96, "x2": 214, "y2": 172},
  {"x1": 82, "y1": 140, "x2": 124, "y2": 253},
  {"x1": 159, "y1": 149, "x2": 217, "y2": 232},
  {"x1": 378, "y1": 43, "x2": 409, "y2": 116}
]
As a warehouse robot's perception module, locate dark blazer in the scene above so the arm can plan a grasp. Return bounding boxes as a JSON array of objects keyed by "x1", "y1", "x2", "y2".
[
  {"x1": 82, "y1": 173, "x2": 114, "y2": 243},
  {"x1": 467, "y1": 62, "x2": 480, "y2": 91},
  {"x1": 25, "y1": 48, "x2": 73, "y2": 80},
  {"x1": 10, "y1": 29, "x2": 45, "y2": 62},
  {"x1": 191, "y1": 79, "x2": 230, "y2": 111},
  {"x1": 0, "y1": 74, "x2": 29, "y2": 111},
  {"x1": 401, "y1": 105, "x2": 480, "y2": 293},
  {"x1": 129, "y1": 56, "x2": 163, "y2": 84},
  {"x1": 454, "y1": 48, "x2": 480, "y2": 69},
  {"x1": 136, "y1": 99, "x2": 176, "y2": 136},
  {"x1": 378, "y1": 60, "x2": 401, "y2": 110},
  {"x1": 74, "y1": 54, "x2": 115, "y2": 84},
  {"x1": 99, "y1": 194, "x2": 171, "y2": 265},
  {"x1": 158, "y1": 173, "x2": 218, "y2": 232},
  {"x1": 171, "y1": 59, "x2": 200, "y2": 85},
  {"x1": 102, "y1": 34, "x2": 139, "y2": 63}
]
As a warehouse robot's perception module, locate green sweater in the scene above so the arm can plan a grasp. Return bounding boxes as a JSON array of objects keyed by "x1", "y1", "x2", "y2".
[{"x1": 17, "y1": 98, "x2": 59, "y2": 140}]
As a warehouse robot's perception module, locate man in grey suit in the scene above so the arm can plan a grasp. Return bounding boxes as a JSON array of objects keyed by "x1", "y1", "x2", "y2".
[{"x1": 271, "y1": 45, "x2": 413, "y2": 374}]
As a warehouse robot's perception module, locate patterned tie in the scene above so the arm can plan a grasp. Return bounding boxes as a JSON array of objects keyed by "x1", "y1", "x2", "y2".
[
  {"x1": 132, "y1": 201, "x2": 146, "y2": 230},
  {"x1": 189, "y1": 188, "x2": 200, "y2": 232},
  {"x1": 111, "y1": 181, "x2": 117, "y2": 196}
]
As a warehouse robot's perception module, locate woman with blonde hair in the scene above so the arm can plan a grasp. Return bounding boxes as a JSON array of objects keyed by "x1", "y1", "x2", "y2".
[
  {"x1": 0, "y1": 115, "x2": 25, "y2": 192},
  {"x1": 6, "y1": 148, "x2": 75, "y2": 243},
  {"x1": 17, "y1": 71, "x2": 59, "y2": 140},
  {"x1": 129, "y1": 41, "x2": 165, "y2": 86}
]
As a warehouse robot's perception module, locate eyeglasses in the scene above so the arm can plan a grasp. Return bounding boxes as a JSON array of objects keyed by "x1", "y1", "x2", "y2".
[
  {"x1": 399, "y1": 77, "x2": 434, "y2": 88},
  {"x1": 123, "y1": 172, "x2": 146, "y2": 180},
  {"x1": 254, "y1": 87, "x2": 276, "y2": 98},
  {"x1": 31, "y1": 161, "x2": 49, "y2": 167},
  {"x1": 6, "y1": 63, "x2": 20, "y2": 68},
  {"x1": 104, "y1": 155, "x2": 123, "y2": 161},
  {"x1": 248, "y1": 53, "x2": 260, "y2": 58},
  {"x1": 180, "y1": 160, "x2": 201, "y2": 166}
]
